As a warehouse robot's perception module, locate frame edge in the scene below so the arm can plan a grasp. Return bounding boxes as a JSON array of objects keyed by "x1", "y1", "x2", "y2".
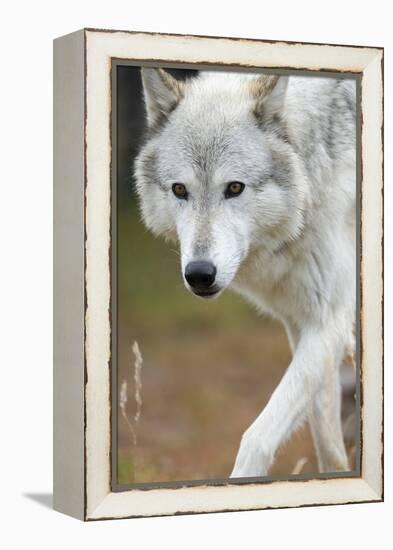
[
  {"x1": 83, "y1": 29, "x2": 384, "y2": 520},
  {"x1": 53, "y1": 29, "x2": 86, "y2": 521}
]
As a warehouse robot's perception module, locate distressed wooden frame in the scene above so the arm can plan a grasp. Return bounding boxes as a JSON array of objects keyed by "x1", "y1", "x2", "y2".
[{"x1": 53, "y1": 28, "x2": 384, "y2": 521}]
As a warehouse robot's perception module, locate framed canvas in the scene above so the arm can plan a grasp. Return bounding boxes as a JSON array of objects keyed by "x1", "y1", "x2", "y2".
[{"x1": 53, "y1": 28, "x2": 383, "y2": 520}]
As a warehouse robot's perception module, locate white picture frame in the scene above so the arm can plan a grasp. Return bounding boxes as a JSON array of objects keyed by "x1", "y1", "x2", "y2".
[{"x1": 53, "y1": 28, "x2": 383, "y2": 520}]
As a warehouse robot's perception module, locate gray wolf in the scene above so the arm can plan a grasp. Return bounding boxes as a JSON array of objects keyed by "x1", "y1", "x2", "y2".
[{"x1": 134, "y1": 67, "x2": 356, "y2": 477}]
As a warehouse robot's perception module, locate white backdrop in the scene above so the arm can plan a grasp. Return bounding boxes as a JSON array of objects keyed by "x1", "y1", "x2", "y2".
[{"x1": 1, "y1": 1, "x2": 391, "y2": 547}]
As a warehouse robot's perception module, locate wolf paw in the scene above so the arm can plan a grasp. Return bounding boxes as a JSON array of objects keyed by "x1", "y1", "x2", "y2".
[{"x1": 230, "y1": 429, "x2": 271, "y2": 478}]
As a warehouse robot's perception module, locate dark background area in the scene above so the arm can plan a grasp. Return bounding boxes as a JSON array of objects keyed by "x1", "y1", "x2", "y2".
[
  {"x1": 115, "y1": 65, "x2": 356, "y2": 485},
  {"x1": 117, "y1": 66, "x2": 198, "y2": 206}
]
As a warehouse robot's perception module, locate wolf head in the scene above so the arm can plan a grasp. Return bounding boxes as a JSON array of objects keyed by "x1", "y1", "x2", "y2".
[{"x1": 134, "y1": 68, "x2": 308, "y2": 299}]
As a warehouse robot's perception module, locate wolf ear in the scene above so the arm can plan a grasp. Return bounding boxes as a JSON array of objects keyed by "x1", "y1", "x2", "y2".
[
  {"x1": 250, "y1": 75, "x2": 289, "y2": 121},
  {"x1": 141, "y1": 68, "x2": 185, "y2": 127}
]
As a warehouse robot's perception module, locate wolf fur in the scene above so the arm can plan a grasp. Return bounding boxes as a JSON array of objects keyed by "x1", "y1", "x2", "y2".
[{"x1": 134, "y1": 68, "x2": 356, "y2": 477}]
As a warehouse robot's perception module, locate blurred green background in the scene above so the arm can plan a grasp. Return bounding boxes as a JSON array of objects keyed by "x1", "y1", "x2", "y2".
[{"x1": 116, "y1": 66, "x2": 355, "y2": 484}]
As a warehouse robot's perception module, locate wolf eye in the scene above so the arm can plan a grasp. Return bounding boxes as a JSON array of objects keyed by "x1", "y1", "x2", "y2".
[
  {"x1": 225, "y1": 181, "x2": 245, "y2": 198},
  {"x1": 172, "y1": 183, "x2": 188, "y2": 200}
]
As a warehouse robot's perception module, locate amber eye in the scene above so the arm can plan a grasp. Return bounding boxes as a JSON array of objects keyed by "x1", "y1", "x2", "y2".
[
  {"x1": 225, "y1": 181, "x2": 245, "y2": 199},
  {"x1": 172, "y1": 183, "x2": 188, "y2": 200}
]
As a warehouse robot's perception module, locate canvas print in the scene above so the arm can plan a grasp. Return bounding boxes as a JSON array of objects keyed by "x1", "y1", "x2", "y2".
[{"x1": 113, "y1": 64, "x2": 358, "y2": 487}]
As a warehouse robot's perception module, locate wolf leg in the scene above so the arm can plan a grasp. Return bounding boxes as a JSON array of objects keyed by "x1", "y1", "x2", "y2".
[
  {"x1": 308, "y1": 355, "x2": 349, "y2": 473},
  {"x1": 286, "y1": 320, "x2": 349, "y2": 472},
  {"x1": 230, "y1": 323, "x2": 343, "y2": 478}
]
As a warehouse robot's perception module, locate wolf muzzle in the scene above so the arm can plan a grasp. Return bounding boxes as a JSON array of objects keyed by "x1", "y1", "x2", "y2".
[{"x1": 184, "y1": 261, "x2": 218, "y2": 297}]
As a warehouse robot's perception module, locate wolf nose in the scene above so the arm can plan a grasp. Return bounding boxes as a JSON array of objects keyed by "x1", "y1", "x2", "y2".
[{"x1": 185, "y1": 261, "x2": 217, "y2": 289}]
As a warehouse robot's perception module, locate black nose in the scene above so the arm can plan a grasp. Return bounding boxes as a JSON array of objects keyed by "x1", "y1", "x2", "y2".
[{"x1": 185, "y1": 261, "x2": 217, "y2": 289}]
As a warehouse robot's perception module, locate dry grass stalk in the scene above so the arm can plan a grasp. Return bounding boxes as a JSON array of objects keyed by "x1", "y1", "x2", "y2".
[
  {"x1": 291, "y1": 457, "x2": 308, "y2": 475},
  {"x1": 119, "y1": 380, "x2": 137, "y2": 446},
  {"x1": 348, "y1": 445, "x2": 357, "y2": 470},
  {"x1": 119, "y1": 340, "x2": 144, "y2": 448},
  {"x1": 132, "y1": 340, "x2": 143, "y2": 425}
]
